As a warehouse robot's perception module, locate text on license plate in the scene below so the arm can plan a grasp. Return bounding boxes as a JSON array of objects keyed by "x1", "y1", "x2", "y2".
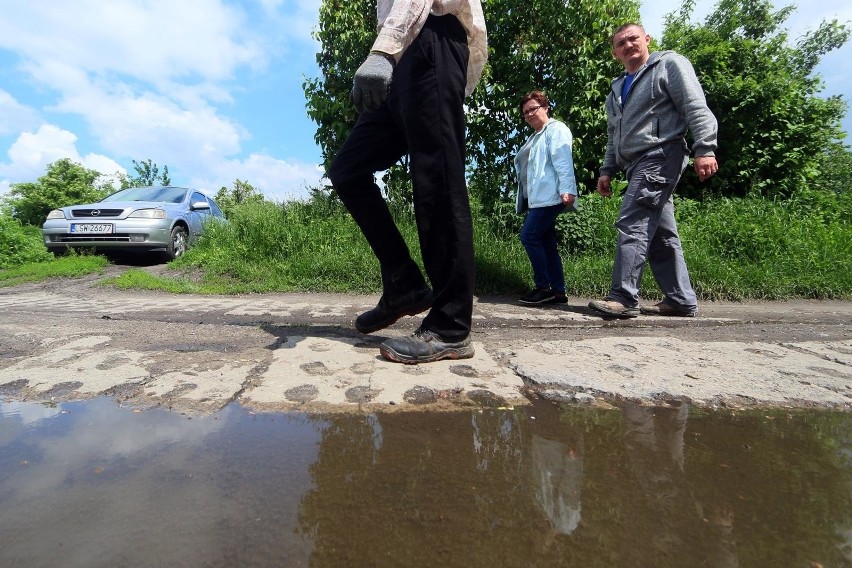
[{"x1": 71, "y1": 223, "x2": 113, "y2": 234}]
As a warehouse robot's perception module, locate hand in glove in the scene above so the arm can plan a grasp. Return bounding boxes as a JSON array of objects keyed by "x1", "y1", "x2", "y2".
[{"x1": 351, "y1": 52, "x2": 395, "y2": 113}]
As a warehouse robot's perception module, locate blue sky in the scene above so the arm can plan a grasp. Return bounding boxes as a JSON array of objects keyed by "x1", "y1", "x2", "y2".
[{"x1": 0, "y1": 0, "x2": 849, "y2": 202}]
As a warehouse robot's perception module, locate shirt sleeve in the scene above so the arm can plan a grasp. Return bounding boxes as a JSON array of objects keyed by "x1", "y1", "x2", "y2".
[
  {"x1": 665, "y1": 54, "x2": 718, "y2": 157},
  {"x1": 372, "y1": 0, "x2": 432, "y2": 59},
  {"x1": 600, "y1": 92, "x2": 618, "y2": 177},
  {"x1": 549, "y1": 122, "x2": 578, "y2": 198}
]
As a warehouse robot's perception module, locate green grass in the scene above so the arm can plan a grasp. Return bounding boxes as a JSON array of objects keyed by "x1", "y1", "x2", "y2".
[
  {"x1": 2, "y1": 190, "x2": 851, "y2": 300},
  {"x1": 0, "y1": 254, "x2": 109, "y2": 287}
]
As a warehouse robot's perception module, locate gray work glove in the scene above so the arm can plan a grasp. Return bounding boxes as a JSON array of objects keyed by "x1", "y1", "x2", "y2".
[{"x1": 351, "y1": 52, "x2": 395, "y2": 113}]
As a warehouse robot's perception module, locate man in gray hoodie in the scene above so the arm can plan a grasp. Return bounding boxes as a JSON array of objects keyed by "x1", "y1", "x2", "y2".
[{"x1": 589, "y1": 23, "x2": 718, "y2": 319}]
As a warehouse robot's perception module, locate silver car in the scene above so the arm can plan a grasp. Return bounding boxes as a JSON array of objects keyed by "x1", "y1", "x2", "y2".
[{"x1": 42, "y1": 186, "x2": 225, "y2": 260}]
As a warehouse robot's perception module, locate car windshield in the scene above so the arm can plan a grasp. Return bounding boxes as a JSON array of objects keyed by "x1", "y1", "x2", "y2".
[{"x1": 101, "y1": 187, "x2": 188, "y2": 204}]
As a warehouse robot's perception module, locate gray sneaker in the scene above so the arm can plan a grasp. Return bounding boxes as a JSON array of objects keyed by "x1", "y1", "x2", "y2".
[
  {"x1": 588, "y1": 298, "x2": 640, "y2": 318},
  {"x1": 379, "y1": 328, "x2": 474, "y2": 364}
]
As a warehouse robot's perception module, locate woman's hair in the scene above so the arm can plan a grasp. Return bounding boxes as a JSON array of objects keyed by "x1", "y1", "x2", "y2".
[{"x1": 520, "y1": 90, "x2": 549, "y2": 114}]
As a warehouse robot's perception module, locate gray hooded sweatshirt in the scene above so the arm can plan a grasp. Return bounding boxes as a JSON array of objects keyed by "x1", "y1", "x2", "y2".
[{"x1": 600, "y1": 50, "x2": 717, "y2": 177}]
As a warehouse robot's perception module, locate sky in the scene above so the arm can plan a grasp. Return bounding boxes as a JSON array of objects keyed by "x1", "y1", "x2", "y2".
[{"x1": 0, "y1": 1, "x2": 849, "y2": 203}]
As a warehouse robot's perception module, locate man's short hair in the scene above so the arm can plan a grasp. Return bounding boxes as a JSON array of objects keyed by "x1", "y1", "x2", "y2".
[{"x1": 610, "y1": 22, "x2": 646, "y2": 44}]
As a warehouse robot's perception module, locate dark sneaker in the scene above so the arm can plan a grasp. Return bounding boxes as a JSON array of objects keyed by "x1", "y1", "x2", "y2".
[
  {"x1": 379, "y1": 328, "x2": 474, "y2": 364},
  {"x1": 547, "y1": 292, "x2": 568, "y2": 304},
  {"x1": 639, "y1": 301, "x2": 696, "y2": 317},
  {"x1": 519, "y1": 288, "x2": 556, "y2": 305},
  {"x1": 588, "y1": 298, "x2": 640, "y2": 318},
  {"x1": 355, "y1": 286, "x2": 433, "y2": 334}
]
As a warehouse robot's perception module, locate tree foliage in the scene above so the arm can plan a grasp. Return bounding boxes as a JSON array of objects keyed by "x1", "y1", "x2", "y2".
[
  {"x1": 214, "y1": 179, "x2": 266, "y2": 217},
  {"x1": 303, "y1": 0, "x2": 639, "y2": 209},
  {"x1": 303, "y1": 0, "x2": 375, "y2": 171},
  {"x1": 302, "y1": 0, "x2": 416, "y2": 204},
  {"x1": 2, "y1": 158, "x2": 113, "y2": 226},
  {"x1": 467, "y1": 0, "x2": 640, "y2": 210},
  {"x1": 123, "y1": 158, "x2": 172, "y2": 188},
  {"x1": 661, "y1": 0, "x2": 850, "y2": 198},
  {"x1": 303, "y1": 0, "x2": 849, "y2": 207}
]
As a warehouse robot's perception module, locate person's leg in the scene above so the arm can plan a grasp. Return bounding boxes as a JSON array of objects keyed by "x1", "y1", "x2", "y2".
[
  {"x1": 541, "y1": 209, "x2": 566, "y2": 294},
  {"x1": 390, "y1": 14, "x2": 472, "y2": 342},
  {"x1": 646, "y1": 182, "x2": 697, "y2": 311},
  {"x1": 329, "y1": 106, "x2": 431, "y2": 333},
  {"x1": 329, "y1": 109, "x2": 423, "y2": 288},
  {"x1": 520, "y1": 207, "x2": 556, "y2": 291},
  {"x1": 378, "y1": 14, "x2": 475, "y2": 363},
  {"x1": 608, "y1": 143, "x2": 686, "y2": 307}
]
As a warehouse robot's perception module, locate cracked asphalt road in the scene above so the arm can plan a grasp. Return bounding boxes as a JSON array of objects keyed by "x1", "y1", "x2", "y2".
[{"x1": 1, "y1": 270, "x2": 850, "y2": 414}]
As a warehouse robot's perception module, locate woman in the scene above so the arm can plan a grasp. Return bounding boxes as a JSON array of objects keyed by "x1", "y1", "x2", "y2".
[{"x1": 514, "y1": 90, "x2": 578, "y2": 305}]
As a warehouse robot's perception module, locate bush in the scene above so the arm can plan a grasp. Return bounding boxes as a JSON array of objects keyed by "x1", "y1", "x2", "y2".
[{"x1": 0, "y1": 215, "x2": 52, "y2": 268}]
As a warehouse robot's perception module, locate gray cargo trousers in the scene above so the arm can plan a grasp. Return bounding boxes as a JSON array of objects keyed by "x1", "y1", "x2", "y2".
[{"x1": 608, "y1": 140, "x2": 698, "y2": 311}]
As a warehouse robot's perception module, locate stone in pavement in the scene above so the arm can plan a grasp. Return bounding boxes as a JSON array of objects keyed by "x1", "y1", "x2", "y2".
[
  {"x1": 0, "y1": 284, "x2": 850, "y2": 413},
  {"x1": 246, "y1": 335, "x2": 527, "y2": 411},
  {"x1": 504, "y1": 337, "x2": 852, "y2": 408}
]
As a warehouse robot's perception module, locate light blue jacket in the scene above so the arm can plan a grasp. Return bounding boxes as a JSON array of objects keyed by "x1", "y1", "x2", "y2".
[{"x1": 515, "y1": 118, "x2": 578, "y2": 214}]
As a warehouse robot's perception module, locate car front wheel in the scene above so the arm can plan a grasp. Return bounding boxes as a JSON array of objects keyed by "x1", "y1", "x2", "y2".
[{"x1": 165, "y1": 225, "x2": 188, "y2": 260}]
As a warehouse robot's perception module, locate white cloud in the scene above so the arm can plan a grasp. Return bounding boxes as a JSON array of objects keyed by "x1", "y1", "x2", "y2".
[
  {"x1": 0, "y1": 90, "x2": 42, "y2": 136},
  {"x1": 0, "y1": 1, "x2": 267, "y2": 87},
  {"x1": 192, "y1": 153, "x2": 326, "y2": 202},
  {"x1": 0, "y1": 0, "x2": 326, "y2": 201},
  {"x1": 53, "y1": 85, "x2": 245, "y2": 168},
  {"x1": 0, "y1": 124, "x2": 125, "y2": 188}
]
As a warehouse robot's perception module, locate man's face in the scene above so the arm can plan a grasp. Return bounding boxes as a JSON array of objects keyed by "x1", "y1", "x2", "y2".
[{"x1": 611, "y1": 26, "x2": 651, "y2": 71}]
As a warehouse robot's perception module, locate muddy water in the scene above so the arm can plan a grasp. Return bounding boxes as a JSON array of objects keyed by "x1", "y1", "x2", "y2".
[{"x1": 1, "y1": 399, "x2": 850, "y2": 567}]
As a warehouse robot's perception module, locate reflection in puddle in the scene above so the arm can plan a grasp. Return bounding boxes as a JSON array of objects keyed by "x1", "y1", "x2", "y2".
[{"x1": 1, "y1": 399, "x2": 850, "y2": 567}]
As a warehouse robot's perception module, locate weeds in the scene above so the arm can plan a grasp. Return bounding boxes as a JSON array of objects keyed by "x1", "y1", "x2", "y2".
[{"x1": 2, "y1": 191, "x2": 850, "y2": 300}]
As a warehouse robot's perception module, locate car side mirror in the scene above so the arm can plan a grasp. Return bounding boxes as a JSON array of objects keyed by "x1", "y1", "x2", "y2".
[{"x1": 190, "y1": 201, "x2": 211, "y2": 211}]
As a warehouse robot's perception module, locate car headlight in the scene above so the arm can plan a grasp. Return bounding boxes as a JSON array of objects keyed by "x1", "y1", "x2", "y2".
[
  {"x1": 128, "y1": 208, "x2": 167, "y2": 219},
  {"x1": 46, "y1": 209, "x2": 66, "y2": 219}
]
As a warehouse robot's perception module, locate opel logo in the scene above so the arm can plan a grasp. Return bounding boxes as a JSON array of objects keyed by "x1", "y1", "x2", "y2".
[{"x1": 91, "y1": 210, "x2": 101, "y2": 217}]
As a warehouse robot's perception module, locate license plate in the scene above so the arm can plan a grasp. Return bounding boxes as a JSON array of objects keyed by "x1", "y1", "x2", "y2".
[{"x1": 71, "y1": 223, "x2": 113, "y2": 234}]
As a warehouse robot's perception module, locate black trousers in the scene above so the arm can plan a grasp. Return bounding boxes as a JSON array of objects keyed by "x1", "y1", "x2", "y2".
[{"x1": 328, "y1": 14, "x2": 473, "y2": 341}]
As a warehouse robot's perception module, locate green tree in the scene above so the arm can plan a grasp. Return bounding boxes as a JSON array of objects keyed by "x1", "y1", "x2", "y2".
[
  {"x1": 303, "y1": 0, "x2": 375, "y2": 171},
  {"x1": 123, "y1": 158, "x2": 172, "y2": 187},
  {"x1": 303, "y1": 0, "x2": 417, "y2": 206},
  {"x1": 303, "y1": 0, "x2": 639, "y2": 211},
  {"x1": 661, "y1": 0, "x2": 850, "y2": 198},
  {"x1": 2, "y1": 158, "x2": 113, "y2": 226},
  {"x1": 214, "y1": 179, "x2": 265, "y2": 216},
  {"x1": 814, "y1": 141, "x2": 852, "y2": 195},
  {"x1": 467, "y1": 0, "x2": 640, "y2": 210}
]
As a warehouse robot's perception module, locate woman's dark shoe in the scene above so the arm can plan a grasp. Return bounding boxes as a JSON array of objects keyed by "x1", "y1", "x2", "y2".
[
  {"x1": 519, "y1": 288, "x2": 556, "y2": 305},
  {"x1": 547, "y1": 292, "x2": 568, "y2": 304},
  {"x1": 355, "y1": 286, "x2": 433, "y2": 334}
]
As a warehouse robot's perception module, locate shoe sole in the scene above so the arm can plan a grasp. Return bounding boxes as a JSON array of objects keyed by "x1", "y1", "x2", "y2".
[
  {"x1": 639, "y1": 308, "x2": 696, "y2": 317},
  {"x1": 379, "y1": 344, "x2": 475, "y2": 365},
  {"x1": 588, "y1": 301, "x2": 639, "y2": 318},
  {"x1": 355, "y1": 300, "x2": 432, "y2": 334},
  {"x1": 518, "y1": 297, "x2": 555, "y2": 305}
]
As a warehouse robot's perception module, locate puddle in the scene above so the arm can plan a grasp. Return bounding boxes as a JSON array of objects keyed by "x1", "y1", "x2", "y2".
[{"x1": 1, "y1": 398, "x2": 850, "y2": 567}]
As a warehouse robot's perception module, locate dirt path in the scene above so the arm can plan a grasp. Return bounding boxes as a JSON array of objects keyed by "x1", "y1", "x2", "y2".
[{"x1": 1, "y1": 271, "x2": 850, "y2": 414}]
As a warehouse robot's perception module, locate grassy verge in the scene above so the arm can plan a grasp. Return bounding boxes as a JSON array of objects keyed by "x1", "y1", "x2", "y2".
[
  {"x1": 0, "y1": 254, "x2": 109, "y2": 288},
  {"x1": 3, "y1": 190, "x2": 850, "y2": 300}
]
